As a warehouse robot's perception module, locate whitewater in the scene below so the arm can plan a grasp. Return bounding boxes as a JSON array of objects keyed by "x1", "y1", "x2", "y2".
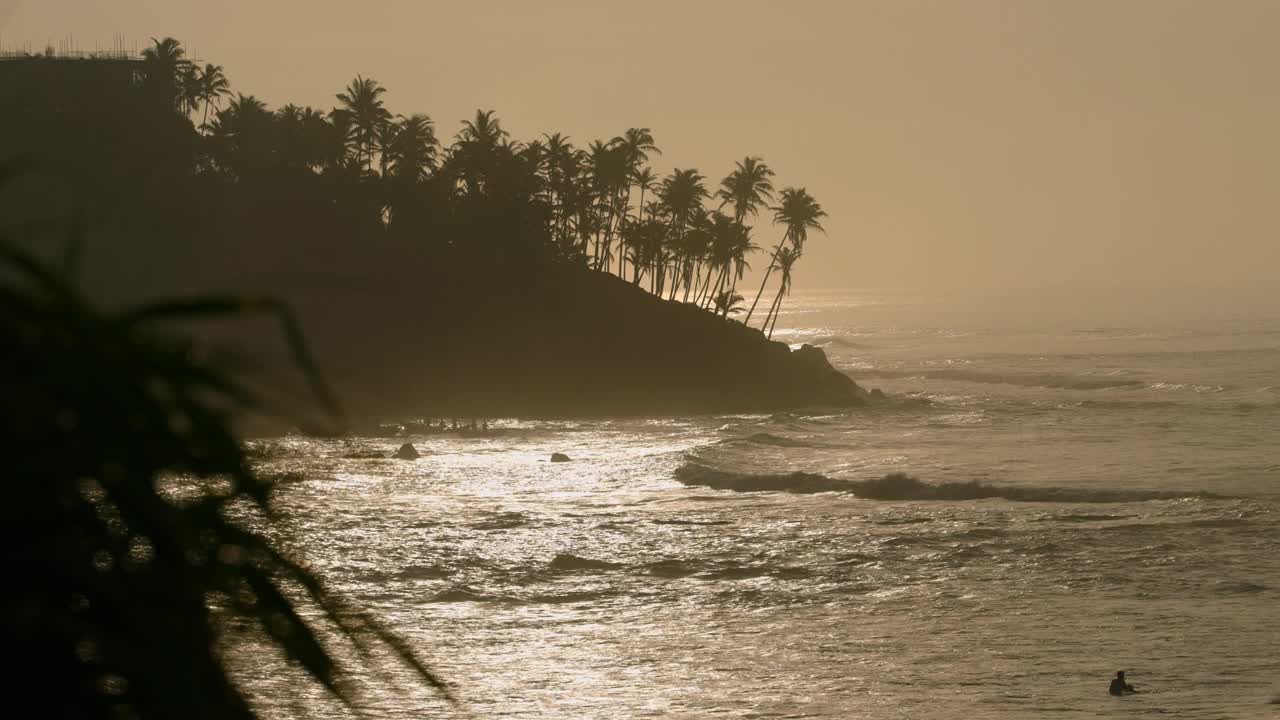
[{"x1": 238, "y1": 288, "x2": 1279, "y2": 718}]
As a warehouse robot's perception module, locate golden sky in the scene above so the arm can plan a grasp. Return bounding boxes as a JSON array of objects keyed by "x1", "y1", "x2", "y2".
[{"x1": 4, "y1": 0, "x2": 1278, "y2": 291}]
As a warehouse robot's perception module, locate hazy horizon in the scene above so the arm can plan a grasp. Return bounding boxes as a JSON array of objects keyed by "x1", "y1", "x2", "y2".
[
  {"x1": 4, "y1": 0, "x2": 1278, "y2": 292},
  {"x1": 7, "y1": 5, "x2": 1279, "y2": 716}
]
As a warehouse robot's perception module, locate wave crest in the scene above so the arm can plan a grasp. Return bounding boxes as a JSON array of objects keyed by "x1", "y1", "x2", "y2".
[
  {"x1": 674, "y1": 463, "x2": 1228, "y2": 503},
  {"x1": 719, "y1": 432, "x2": 817, "y2": 449}
]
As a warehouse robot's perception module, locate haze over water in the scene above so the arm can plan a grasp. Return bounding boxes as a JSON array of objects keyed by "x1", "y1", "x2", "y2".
[
  {"x1": 242, "y1": 289, "x2": 1280, "y2": 718},
  {"x1": 8, "y1": 2, "x2": 1277, "y2": 715}
]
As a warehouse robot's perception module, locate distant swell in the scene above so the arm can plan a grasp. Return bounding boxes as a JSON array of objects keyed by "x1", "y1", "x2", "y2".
[
  {"x1": 860, "y1": 368, "x2": 1145, "y2": 391},
  {"x1": 674, "y1": 463, "x2": 1228, "y2": 503}
]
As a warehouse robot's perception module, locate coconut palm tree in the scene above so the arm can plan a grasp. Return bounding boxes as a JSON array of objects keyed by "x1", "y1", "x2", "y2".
[
  {"x1": 458, "y1": 109, "x2": 508, "y2": 149},
  {"x1": 273, "y1": 105, "x2": 331, "y2": 171},
  {"x1": 178, "y1": 65, "x2": 201, "y2": 118},
  {"x1": 612, "y1": 128, "x2": 660, "y2": 273},
  {"x1": 658, "y1": 169, "x2": 708, "y2": 240},
  {"x1": 717, "y1": 156, "x2": 775, "y2": 224},
  {"x1": 744, "y1": 187, "x2": 826, "y2": 323},
  {"x1": 713, "y1": 289, "x2": 746, "y2": 318},
  {"x1": 451, "y1": 109, "x2": 510, "y2": 195},
  {"x1": 586, "y1": 139, "x2": 629, "y2": 271},
  {"x1": 335, "y1": 76, "x2": 391, "y2": 171},
  {"x1": 704, "y1": 213, "x2": 756, "y2": 306},
  {"x1": 656, "y1": 169, "x2": 708, "y2": 300},
  {"x1": 617, "y1": 128, "x2": 660, "y2": 172},
  {"x1": 541, "y1": 133, "x2": 579, "y2": 251},
  {"x1": 325, "y1": 109, "x2": 359, "y2": 170},
  {"x1": 386, "y1": 115, "x2": 438, "y2": 181},
  {"x1": 632, "y1": 167, "x2": 659, "y2": 222},
  {"x1": 141, "y1": 37, "x2": 189, "y2": 110},
  {"x1": 618, "y1": 164, "x2": 659, "y2": 277},
  {"x1": 194, "y1": 64, "x2": 231, "y2": 131},
  {"x1": 761, "y1": 246, "x2": 802, "y2": 338}
]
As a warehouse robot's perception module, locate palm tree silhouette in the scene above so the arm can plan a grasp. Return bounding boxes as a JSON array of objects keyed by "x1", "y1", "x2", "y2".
[
  {"x1": 541, "y1": 133, "x2": 579, "y2": 251},
  {"x1": 272, "y1": 105, "x2": 333, "y2": 171},
  {"x1": 114, "y1": 36, "x2": 836, "y2": 322},
  {"x1": 336, "y1": 76, "x2": 391, "y2": 171},
  {"x1": 657, "y1": 168, "x2": 708, "y2": 294},
  {"x1": 385, "y1": 115, "x2": 438, "y2": 181},
  {"x1": 717, "y1": 156, "x2": 775, "y2": 224},
  {"x1": 178, "y1": 65, "x2": 202, "y2": 118},
  {"x1": 206, "y1": 94, "x2": 275, "y2": 176},
  {"x1": 713, "y1": 289, "x2": 746, "y2": 318},
  {"x1": 586, "y1": 139, "x2": 628, "y2": 271},
  {"x1": 451, "y1": 109, "x2": 510, "y2": 195},
  {"x1": 632, "y1": 167, "x2": 659, "y2": 222},
  {"x1": 193, "y1": 64, "x2": 231, "y2": 131},
  {"x1": 704, "y1": 213, "x2": 757, "y2": 305},
  {"x1": 613, "y1": 128, "x2": 661, "y2": 275},
  {"x1": 761, "y1": 246, "x2": 802, "y2": 338},
  {"x1": 141, "y1": 37, "x2": 190, "y2": 110},
  {"x1": 459, "y1": 109, "x2": 508, "y2": 148},
  {"x1": 745, "y1": 187, "x2": 826, "y2": 324}
]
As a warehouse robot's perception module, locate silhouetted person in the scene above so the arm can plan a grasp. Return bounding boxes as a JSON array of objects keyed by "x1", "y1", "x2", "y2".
[{"x1": 1109, "y1": 671, "x2": 1137, "y2": 696}]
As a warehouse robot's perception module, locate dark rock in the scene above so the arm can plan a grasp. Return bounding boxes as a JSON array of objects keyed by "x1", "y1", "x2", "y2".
[
  {"x1": 550, "y1": 453, "x2": 571, "y2": 463},
  {"x1": 395, "y1": 443, "x2": 420, "y2": 460}
]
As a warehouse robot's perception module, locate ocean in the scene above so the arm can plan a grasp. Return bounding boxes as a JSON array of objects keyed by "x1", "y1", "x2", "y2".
[{"x1": 239, "y1": 288, "x2": 1280, "y2": 718}]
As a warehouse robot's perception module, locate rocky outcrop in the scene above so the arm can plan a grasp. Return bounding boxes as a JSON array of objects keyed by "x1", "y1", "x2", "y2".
[
  {"x1": 312, "y1": 265, "x2": 876, "y2": 419},
  {"x1": 394, "y1": 443, "x2": 420, "y2": 460},
  {"x1": 550, "y1": 453, "x2": 571, "y2": 463}
]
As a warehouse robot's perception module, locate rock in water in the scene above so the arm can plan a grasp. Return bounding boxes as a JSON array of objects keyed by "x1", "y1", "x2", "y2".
[
  {"x1": 550, "y1": 453, "x2": 571, "y2": 463},
  {"x1": 395, "y1": 443, "x2": 420, "y2": 460}
]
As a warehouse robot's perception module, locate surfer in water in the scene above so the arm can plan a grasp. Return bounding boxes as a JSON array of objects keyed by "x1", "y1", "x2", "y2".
[{"x1": 1109, "y1": 670, "x2": 1138, "y2": 696}]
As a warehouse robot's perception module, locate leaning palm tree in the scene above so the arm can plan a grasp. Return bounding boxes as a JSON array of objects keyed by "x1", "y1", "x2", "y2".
[
  {"x1": 716, "y1": 156, "x2": 775, "y2": 224},
  {"x1": 744, "y1": 187, "x2": 826, "y2": 323},
  {"x1": 335, "y1": 75, "x2": 391, "y2": 171},
  {"x1": 761, "y1": 246, "x2": 802, "y2": 338}
]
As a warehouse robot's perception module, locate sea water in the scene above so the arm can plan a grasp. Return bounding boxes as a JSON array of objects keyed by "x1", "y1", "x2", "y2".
[{"x1": 240, "y1": 288, "x2": 1280, "y2": 718}]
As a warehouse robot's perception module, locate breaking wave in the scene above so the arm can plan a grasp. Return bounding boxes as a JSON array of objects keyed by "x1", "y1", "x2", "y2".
[{"x1": 673, "y1": 463, "x2": 1229, "y2": 503}]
